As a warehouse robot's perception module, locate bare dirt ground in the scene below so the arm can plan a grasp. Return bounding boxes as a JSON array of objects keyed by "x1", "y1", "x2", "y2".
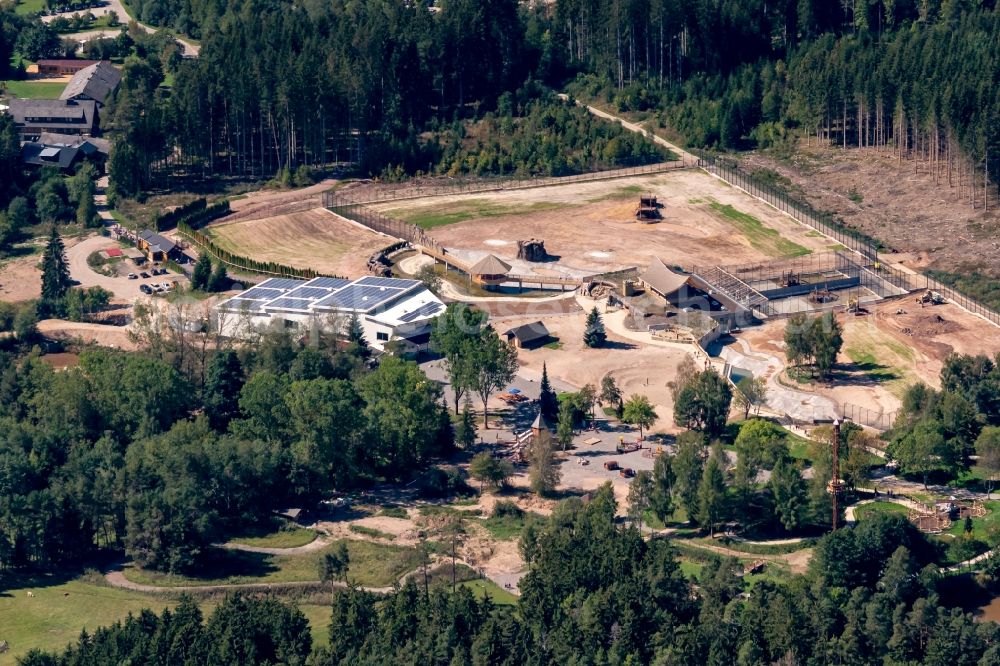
[
  {"x1": 36, "y1": 319, "x2": 139, "y2": 350},
  {"x1": 505, "y1": 308, "x2": 692, "y2": 434},
  {"x1": 223, "y1": 180, "x2": 338, "y2": 222},
  {"x1": 205, "y1": 208, "x2": 387, "y2": 277},
  {"x1": 735, "y1": 297, "x2": 1000, "y2": 419},
  {"x1": 743, "y1": 144, "x2": 1000, "y2": 276},
  {"x1": 371, "y1": 170, "x2": 835, "y2": 275},
  {"x1": 0, "y1": 253, "x2": 42, "y2": 302}
]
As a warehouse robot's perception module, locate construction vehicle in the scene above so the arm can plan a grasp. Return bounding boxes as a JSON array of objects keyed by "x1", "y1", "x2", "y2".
[{"x1": 916, "y1": 290, "x2": 945, "y2": 305}]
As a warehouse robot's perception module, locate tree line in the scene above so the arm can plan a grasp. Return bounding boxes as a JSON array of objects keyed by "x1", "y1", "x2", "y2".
[{"x1": 21, "y1": 483, "x2": 1000, "y2": 665}]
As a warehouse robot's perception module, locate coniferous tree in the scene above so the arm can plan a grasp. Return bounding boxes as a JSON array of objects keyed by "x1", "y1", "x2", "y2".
[
  {"x1": 346, "y1": 313, "x2": 370, "y2": 360},
  {"x1": 207, "y1": 260, "x2": 228, "y2": 292},
  {"x1": 203, "y1": 350, "x2": 244, "y2": 431},
  {"x1": 191, "y1": 253, "x2": 211, "y2": 290},
  {"x1": 583, "y1": 306, "x2": 607, "y2": 348},
  {"x1": 539, "y1": 362, "x2": 558, "y2": 421},
  {"x1": 40, "y1": 225, "x2": 71, "y2": 314}
]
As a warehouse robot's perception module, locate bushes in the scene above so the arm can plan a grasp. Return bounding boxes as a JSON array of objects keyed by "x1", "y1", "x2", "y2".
[{"x1": 155, "y1": 199, "x2": 230, "y2": 232}]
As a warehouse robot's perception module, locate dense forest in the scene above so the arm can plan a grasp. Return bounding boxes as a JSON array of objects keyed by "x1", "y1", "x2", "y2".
[
  {"x1": 0, "y1": 322, "x2": 454, "y2": 574},
  {"x1": 84, "y1": 0, "x2": 999, "y2": 200},
  {"x1": 20, "y1": 485, "x2": 1000, "y2": 665}
]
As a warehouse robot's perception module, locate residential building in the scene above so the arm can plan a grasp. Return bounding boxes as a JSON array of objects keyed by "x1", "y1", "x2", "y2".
[
  {"x1": 137, "y1": 230, "x2": 179, "y2": 262},
  {"x1": 60, "y1": 61, "x2": 121, "y2": 107},
  {"x1": 7, "y1": 99, "x2": 99, "y2": 140}
]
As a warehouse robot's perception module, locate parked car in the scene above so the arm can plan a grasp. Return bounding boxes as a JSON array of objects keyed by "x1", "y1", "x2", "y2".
[
  {"x1": 127, "y1": 273, "x2": 137, "y2": 280},
  {"x1": 140, "y1": 272, "x2": 150, "y2": 279},
  {"x1": 139, "y1": 284, "x2": 152, "y2": 294}
]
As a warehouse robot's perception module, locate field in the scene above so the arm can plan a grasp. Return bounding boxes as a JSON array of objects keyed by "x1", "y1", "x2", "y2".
[
  {"x1": 1, "y1": 80, "x2": 66, "y2": 99},
  {"x1": 369, "y1": 170, "x2": 834, "y2": 278},
  {"x1": 204, "y1": 208, "x2": 388, "y2": 278},
  {"x1": 121, "y1": 540, "x2": 423, "y2": 589},
  {"x1": 0, "y1": 572, "x2": 332, "y2": 665}
]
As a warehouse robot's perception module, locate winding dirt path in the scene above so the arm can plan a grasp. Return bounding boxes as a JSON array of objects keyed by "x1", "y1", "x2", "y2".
[{"x1": 220, "y1": 534, "x2": 332, "y2": 556}]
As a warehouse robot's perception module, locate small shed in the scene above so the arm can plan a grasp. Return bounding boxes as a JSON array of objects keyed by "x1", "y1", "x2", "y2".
[
  {"x1": 503, "y1": 321, "x2": 550, "y2": 349},
  {"x1": 469, "y1": 254, "x2": 512, "y2": 287}
]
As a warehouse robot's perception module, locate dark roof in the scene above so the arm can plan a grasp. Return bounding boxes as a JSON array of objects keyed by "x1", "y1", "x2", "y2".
[
  {"x1": 38, "y1": 132, "x2": 110, "y2": 155},
  {"x1": 8, "y1": 99, "x2": 97, "y2": 132},
  {"x1": 503, "y1": 321, "x2": 550, "y2": 344},
  {"x1": 60, "y1": 62, "x2": 121, "y2": 106},
  {"x1": 138, "y1": 229, "x2": 177, "y2": 254},
  {"x1": 20, "y1": 142, "x2": 82, "y2": 170},
  {"x1": 641, "y1": 257, "x2": 690, "y2": 296}
]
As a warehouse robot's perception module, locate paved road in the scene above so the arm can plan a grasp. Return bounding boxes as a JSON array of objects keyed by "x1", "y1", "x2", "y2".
[{"x1": 43, "y1": 0, "x2": 200, "y2": 56}]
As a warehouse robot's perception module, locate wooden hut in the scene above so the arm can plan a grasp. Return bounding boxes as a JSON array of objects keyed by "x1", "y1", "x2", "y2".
[{"x1": 469, "y1": 254, "x2": 512, "y2": 287}]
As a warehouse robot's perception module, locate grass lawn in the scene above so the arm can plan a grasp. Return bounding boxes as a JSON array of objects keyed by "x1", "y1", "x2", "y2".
[
  {"x1": 843, "y1": 322, "x2": 917, "y2": 396},
  {"x1": 678, "y1": 559, "x2": 704, "y2": 579},
  {"x1": 458, "y1": 579, "x2": 518, "y2": 605},
  {"x1": 227, "y1": 521, "x2": 318, "y2": 549},
  {"x1": 707, "y1": 201, "x2": 811, "y2": 258},
  {"x1": 853, "y1": 501, "x2": 909, "y2": 522},
  {"x1": 123, "y1": 540, "x2": 423, "y2": 589},
  {"x1": 480, "y1": 511, "x2": 545, "y2": 541},
  {"x1": 383, "y1": 199, "x2": 563, "y2": 230},
  {"x1": 1, "y1": 80, "x2": 66, "y2": 99},
  {"x1": 0, "y1": 571, "x2": 335, "y2": 664},
  {"x1": 297, "y1": 603, "x2": 331, "y2": 649},
  {"x1": 946, "y1": 501, "x2": 1000, "y2": 543},
  {"x1": 0, "y1": 572, "x2": 176, "y2": 665},
  {"x1": 349, "y1": 524, "x2": 396, "y2": 540},
  {"x1": 14, "y1": 0, "x2": 45, "y2": 15}
]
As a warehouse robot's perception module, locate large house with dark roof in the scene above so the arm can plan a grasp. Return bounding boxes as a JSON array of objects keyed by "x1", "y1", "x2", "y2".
[
  {"x1": 7, "y1": 98, "x2": 99, "y2": 140},
  {"x1": 60, "y1": 62, "x2": 121, "y2": 107}
]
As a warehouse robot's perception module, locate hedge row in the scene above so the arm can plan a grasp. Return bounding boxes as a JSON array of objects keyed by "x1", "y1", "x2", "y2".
[
  {"x1": 155, "y1": 198, "x2": 207, "y2": 231},
  {"x1": 178, "y1": 221, "x2": 338, "y2": 280}
]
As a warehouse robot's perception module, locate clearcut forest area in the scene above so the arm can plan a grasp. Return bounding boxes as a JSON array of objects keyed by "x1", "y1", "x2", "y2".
[{"x1": 4, "y1": 1, "x2": 1000, "y2": 666}]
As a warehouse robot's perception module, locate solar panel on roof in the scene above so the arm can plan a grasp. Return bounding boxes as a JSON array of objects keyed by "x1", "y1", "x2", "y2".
[
  {"x1": 221, "y1": 298, "x2": 266, "y2": 312},
  {"x1": 308, "y1": 277, "x2": 351, "y2": 290},
  {"x1": 355, "y1": 276, "x2": 418, "y2": 289},
  {"x1": 286, "y1": 286, "x2": 334, "y2": 300},
  {"x1": 265, "y1": 297, "x2": 315, "y2": 310},
  {"x1": 257, "y1": 277, "x2": 306, "y2": 290},
  {"x1": 241, "y1": 287, "x2": 285, "y2": 300},
  {"x1": 399, "y1": 302, "x2": 444, "y2": 323},
  {"x1": 316, "y1": 285, "x2": 400, "y2": 311}
]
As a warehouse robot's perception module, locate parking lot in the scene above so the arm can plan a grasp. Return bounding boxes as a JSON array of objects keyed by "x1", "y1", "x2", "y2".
[{"x1": 67, "y1": 236, "x2": 190, "y2": 300}]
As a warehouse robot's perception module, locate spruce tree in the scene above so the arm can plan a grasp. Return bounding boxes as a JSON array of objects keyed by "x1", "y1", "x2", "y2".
[
  {"x1": 539, "y1": 362, "x2": 558, "y2": 420},
  {"x1": 40, "y1": 225, "x2": 71, "y2": 313},
  {"x1": 583, "y1": 307, "x2": 606, "y2": 348},
  {"x1": 207, "y1": 261, "x2": 229, "y2": 292},
  {"x1": 346, "y1": 313, "x2": 370, "y2": 360},
  {"x1": 191, "y1": 252, "x2": 212, "y2": 290}
]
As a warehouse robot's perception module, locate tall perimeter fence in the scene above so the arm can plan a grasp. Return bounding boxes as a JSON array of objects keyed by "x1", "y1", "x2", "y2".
[
  {"x1": 697, "y1": 153, "x2": 1000, "y2": 327},
  {"x1": 326, "y1": 160, "x2": 690, "y2": 206}
]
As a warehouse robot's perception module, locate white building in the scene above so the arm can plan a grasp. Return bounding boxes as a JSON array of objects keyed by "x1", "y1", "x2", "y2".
[{"x1": 216, "y1": 275, "x2": 446, "y2": 352}]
